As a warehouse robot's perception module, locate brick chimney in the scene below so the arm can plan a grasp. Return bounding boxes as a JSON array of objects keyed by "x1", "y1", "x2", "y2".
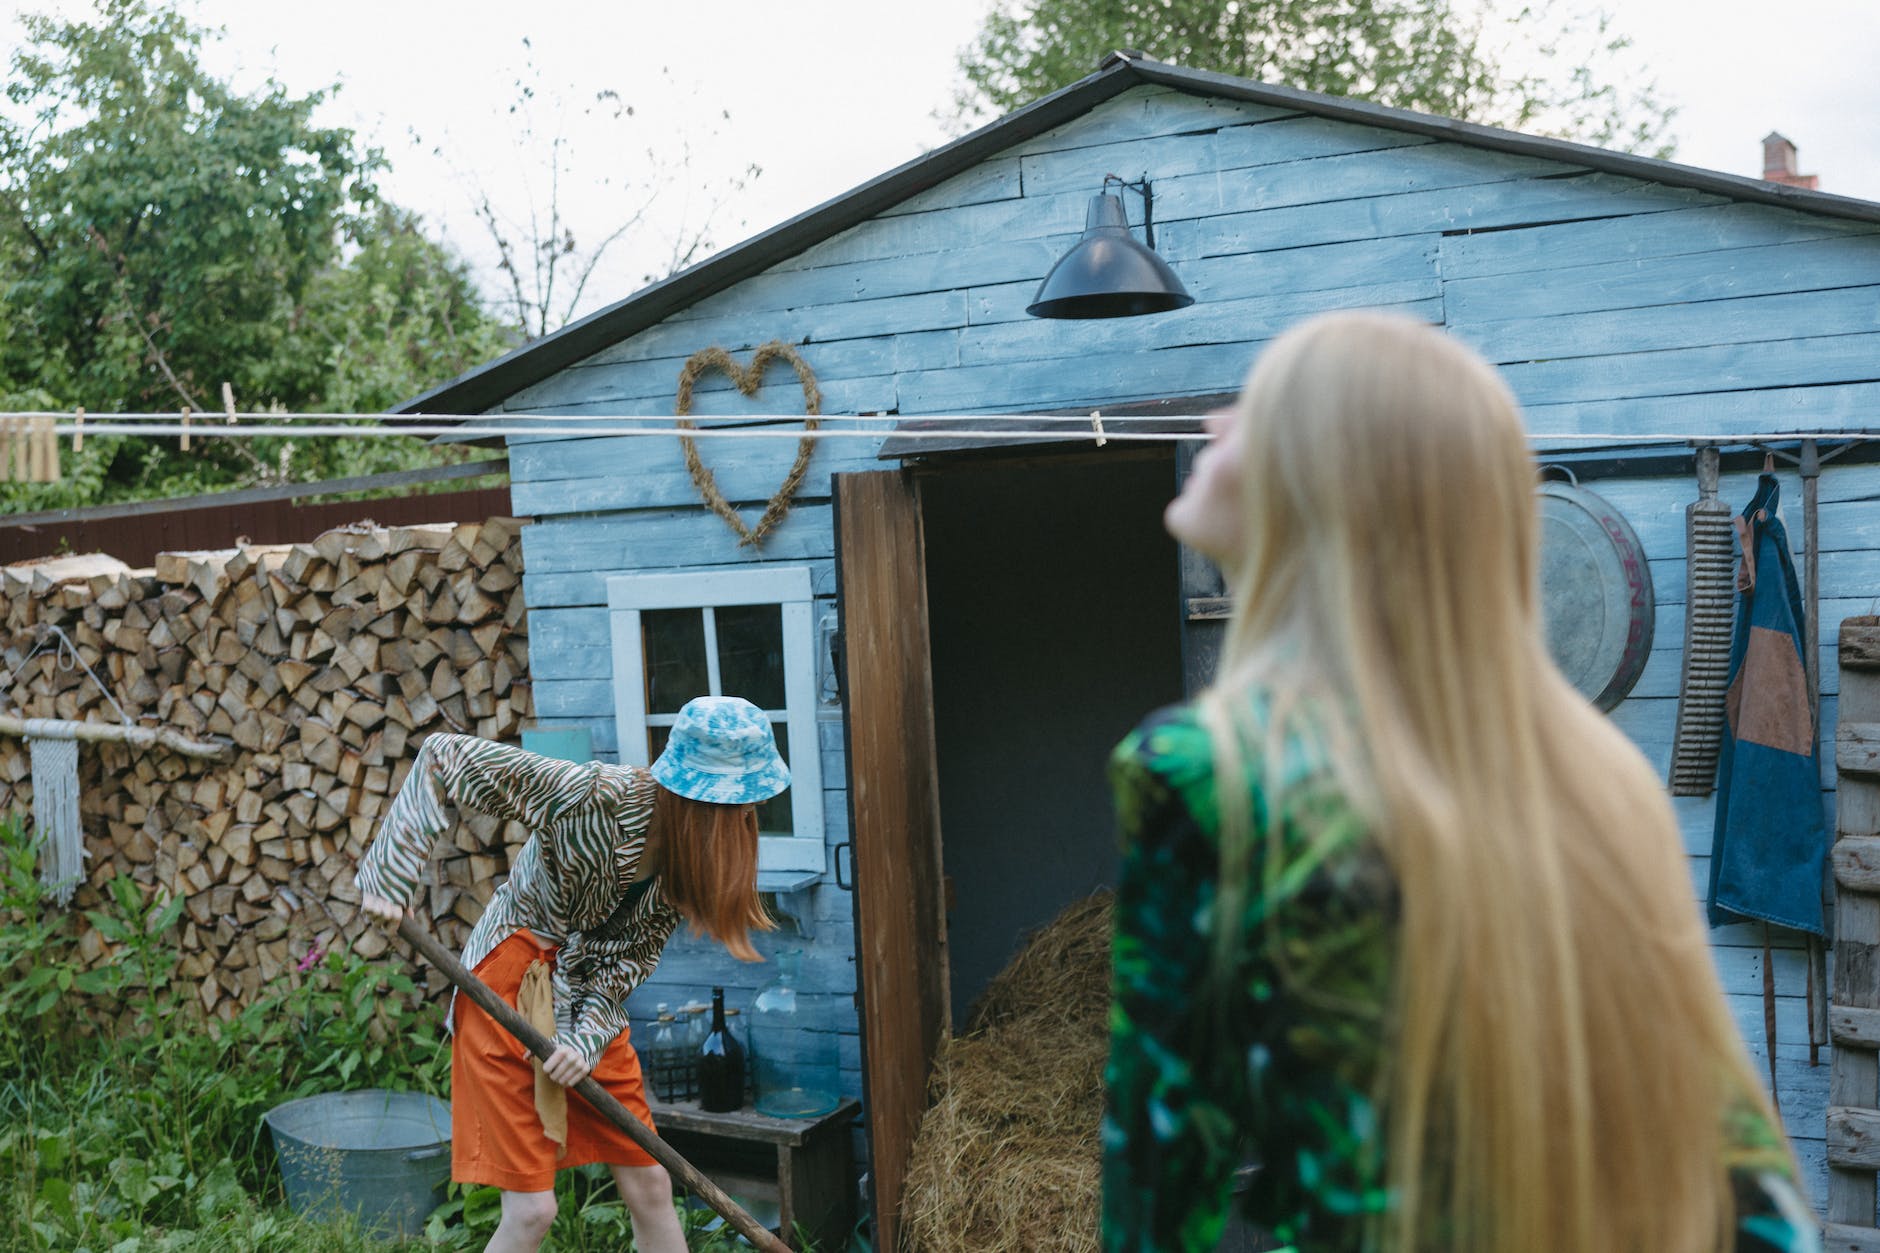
[{"x1": 1762, "y1": 132, "x2": 1820, "y2": 189}]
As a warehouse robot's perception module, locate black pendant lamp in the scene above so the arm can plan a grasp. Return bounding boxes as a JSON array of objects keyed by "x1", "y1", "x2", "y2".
[{"x1": 1027, "y1": 175, "x2": 1194, "y2": 319}]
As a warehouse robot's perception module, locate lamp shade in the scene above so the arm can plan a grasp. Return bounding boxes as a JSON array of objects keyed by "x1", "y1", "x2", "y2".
[{"x1": 1026, "y1": 192, "x2": 1195, "y2": 319}]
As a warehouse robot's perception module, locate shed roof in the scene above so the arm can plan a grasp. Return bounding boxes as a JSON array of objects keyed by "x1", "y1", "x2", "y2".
[{"x1": 398, "y1": 53, "x2": 1880, "y2": 417}]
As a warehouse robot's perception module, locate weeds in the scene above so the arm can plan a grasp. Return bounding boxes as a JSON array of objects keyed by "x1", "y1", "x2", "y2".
[{"x1": 0, "y1": 814, "x2": 760, "y2": 1251}]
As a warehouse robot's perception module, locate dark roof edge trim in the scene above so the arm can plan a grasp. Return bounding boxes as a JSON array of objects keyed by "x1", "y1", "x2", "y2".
[
  {"x1": 1131, "y1": 61, "x2": 1880, "y2": 228},
  {"x1": 399, "y1": 55, "x2": 1880, "y2": 417}
]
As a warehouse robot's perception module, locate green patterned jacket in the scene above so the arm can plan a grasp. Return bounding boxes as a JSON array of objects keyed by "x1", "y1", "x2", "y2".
[{"x1": 1100, "y1": 701, "x2": 1819, "y2": 1253}]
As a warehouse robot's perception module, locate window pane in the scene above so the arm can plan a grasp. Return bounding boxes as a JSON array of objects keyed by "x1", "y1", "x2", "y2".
[
  {"x1": 715, "y1": 603, "x2": 786, "y2": 711},
  {"x1": 755, "y1": 723, "x2": 793, "y2": 836},
  {"x1": 644, "y1": 609, "x2": 708, "y2": 713}
]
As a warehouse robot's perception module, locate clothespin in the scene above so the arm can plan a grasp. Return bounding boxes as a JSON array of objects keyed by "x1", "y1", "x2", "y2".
[
  {"x1": 1091, "y1": 410, "x2": 1107, "y2": 447},
  {"x1": 180, "y1": 406, "x2": 191, "y2": 452},
  {"x1": 72, "y1": 406, "x2": 83, "y2": 452},
  {"x1": 221, "y1": 382, "x2": 237, "y2": 426}
]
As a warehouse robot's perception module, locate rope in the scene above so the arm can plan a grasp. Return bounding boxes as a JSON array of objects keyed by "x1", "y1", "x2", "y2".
[
  {"x1": 14, "y1": 415, "x2": 1880, "y2": 447},
  {"x1": 3, "y1": 625, "x2": 133, "y2": 729},
  {"x1": 0, "y1": 406, "x2": 1872, "y2": 454},
  {"x1": 39, "y1": 421, "x2": 1207, "y2": 442},
  {"x1": 673, "y1": 343, "x2": 822, "y2": 548}
]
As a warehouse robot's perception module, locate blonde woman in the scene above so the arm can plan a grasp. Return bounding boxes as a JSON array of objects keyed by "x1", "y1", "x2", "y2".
[{"x1": 1101, "y1": 313, "x2": 1818, "y2": 1253}]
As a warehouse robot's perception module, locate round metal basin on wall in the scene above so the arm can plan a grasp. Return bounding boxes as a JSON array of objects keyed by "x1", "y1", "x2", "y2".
[{"x1": 1537, "y1": 477, "x2": 1655, "y2": 712}]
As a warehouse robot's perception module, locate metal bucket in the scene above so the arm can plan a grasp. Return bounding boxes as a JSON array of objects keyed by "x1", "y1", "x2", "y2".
[{"x1": 264, "y1": 1090, "x2": 451, "y2": 1237}]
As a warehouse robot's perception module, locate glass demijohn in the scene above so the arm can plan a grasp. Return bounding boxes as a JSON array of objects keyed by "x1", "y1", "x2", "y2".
[{"x1": 751, "y1": 949, "x2": 840, "y2": 1118}]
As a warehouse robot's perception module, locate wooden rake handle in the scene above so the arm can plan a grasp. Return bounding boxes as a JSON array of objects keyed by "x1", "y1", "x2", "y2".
[{"x1": 394, "y1": 917, "x2": 792, "y2": 1253}]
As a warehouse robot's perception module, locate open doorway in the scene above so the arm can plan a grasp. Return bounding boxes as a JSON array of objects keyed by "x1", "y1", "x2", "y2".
[{"x1": 918, "y1": 450, "x2": 1186, "y2": 1023}]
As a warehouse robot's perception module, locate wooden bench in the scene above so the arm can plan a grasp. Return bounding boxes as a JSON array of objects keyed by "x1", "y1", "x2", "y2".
[{"x1": 649, "y1": 1096, "x2": 861, "y2": 1251}]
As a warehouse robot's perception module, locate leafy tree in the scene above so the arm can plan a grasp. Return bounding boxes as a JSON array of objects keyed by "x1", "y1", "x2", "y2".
[
  {"x1": 296, "y1": 205, "x2": 516, "y2": 435},
  {"x1": 0, "y1": 0, "x2": 509, "y2": 510},
  {"x1": 950, "y1": 0, "x2": 1676, "y2": 156}
]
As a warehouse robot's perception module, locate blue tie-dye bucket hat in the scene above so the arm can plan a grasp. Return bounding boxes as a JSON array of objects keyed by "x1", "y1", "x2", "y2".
[{"x1": 650, "y1": 696, "x2": 791, "y2": 805}]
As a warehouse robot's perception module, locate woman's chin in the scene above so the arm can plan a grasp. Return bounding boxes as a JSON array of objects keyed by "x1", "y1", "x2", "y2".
[
  {"x1": 1163, "y1": 496, "x2": 1197, "y2": 545},
  {"x1": 1164, "y1": 499, "x2": 1230, "y2": 564}
]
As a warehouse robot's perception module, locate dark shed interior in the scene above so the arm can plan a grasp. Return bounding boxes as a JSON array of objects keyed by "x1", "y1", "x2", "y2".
[{"x1": 919, "y1": 451, "x2": 1186, "y2": 1024}]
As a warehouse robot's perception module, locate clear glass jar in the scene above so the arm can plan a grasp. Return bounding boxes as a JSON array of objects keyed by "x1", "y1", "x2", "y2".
[
  {"x1": 750, "y1": 949, "x2": 840, "y2": 1118},
  {"x1": 677, "y1": 1002, "x2": 708, "y2": 1101},
  {"x1": 647, "y1": 1004, "x2": 688, "y2": 1104}
]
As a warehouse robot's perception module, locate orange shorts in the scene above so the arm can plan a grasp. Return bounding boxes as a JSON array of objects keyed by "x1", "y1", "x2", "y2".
[{"x1": 451, "y1": 929, "x2": 658, "y2": 1192}]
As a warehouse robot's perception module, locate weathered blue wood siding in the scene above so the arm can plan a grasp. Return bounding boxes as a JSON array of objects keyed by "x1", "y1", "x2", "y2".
[{"x1": 504, "y1": 81, "x2": 1880, "y2": 1194}]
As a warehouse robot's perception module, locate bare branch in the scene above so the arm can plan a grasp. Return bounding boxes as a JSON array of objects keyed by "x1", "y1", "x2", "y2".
[
  {"x1": 474, "y1": 185, "x2": 533, "y2": 338},
  {"x1": 539, "y1": 131, "x2": 564, "y2": 337},
  {"x1": 560, "y1": 208, "x2": 645, "y2": 321},
  {"x1": 446, "y1": 47, "x2": 761, "y2": 337}
]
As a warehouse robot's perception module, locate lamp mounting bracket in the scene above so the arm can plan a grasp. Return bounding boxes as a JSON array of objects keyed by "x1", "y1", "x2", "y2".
[{"x1": 1102, "y1": 173, "x2": 1157, "y2": 248}]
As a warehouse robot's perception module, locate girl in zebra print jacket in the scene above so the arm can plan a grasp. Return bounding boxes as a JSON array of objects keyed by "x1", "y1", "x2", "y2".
[{"x1": 356, "y1": 696, "x2": 789, "y2": 1253}]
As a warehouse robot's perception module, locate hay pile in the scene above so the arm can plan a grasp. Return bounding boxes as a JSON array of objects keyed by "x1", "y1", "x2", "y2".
[{"x1": 901, "y1": 890, "x2": 1114, "y2": 1253}]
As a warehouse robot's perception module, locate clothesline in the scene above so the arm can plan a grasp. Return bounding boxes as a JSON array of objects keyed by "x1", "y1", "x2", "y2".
[
  {"x1": 1, "y1": 412, "x2": 1877, "y2": 446},
  {"x1": 14, "y1": 410, "x2": 1204, "y2": 422},
  {"x1": 29, "y1": 420, "x2": 1204, "y2": 443}
]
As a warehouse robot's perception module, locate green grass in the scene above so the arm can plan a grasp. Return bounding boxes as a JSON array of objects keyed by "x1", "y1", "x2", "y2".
[{"x1": 0, "y1": 814, "x2": 756, "y2": 1251}]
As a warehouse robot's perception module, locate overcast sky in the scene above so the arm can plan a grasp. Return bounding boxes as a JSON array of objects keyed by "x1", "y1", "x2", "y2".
[{"x1": 6, "y1": 0, "x2": 1877, "y2": 324}]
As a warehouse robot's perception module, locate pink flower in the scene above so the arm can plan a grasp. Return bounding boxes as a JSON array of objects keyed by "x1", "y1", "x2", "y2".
[{"x1": 296, "y1": 942, "x2": 327, "y2": 973}]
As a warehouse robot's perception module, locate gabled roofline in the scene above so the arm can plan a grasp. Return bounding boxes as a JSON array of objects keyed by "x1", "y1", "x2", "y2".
[
  {"x1": 398, "y1": 54, "x2": 1880, "y2": 416},
  {"x1": 1136, "y1": 60, "x2": 1880, "y2": 224}
]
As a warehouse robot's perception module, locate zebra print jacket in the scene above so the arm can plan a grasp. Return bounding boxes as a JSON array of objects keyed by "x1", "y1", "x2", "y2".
[{"x1": 354, "y1": 734, "x2": 679, "y2": 1068}]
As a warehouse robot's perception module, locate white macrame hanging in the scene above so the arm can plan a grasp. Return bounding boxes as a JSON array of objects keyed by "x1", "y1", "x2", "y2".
[
  {"x1": 29, "y1": 732, "x2": 83, "y2": 905},
  {"x1": 1, "y1": 624, "x2": 228, "y2": 908}
]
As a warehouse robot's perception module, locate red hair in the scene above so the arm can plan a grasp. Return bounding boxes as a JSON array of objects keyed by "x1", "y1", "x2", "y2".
[{"x1": 651, "y1": 788, "x2": 773, "y2": 961}]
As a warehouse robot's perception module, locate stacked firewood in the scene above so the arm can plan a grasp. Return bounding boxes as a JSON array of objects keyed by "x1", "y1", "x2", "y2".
[{"x1": 0, "y1": 518, "x2": 533, "y2": 1020}]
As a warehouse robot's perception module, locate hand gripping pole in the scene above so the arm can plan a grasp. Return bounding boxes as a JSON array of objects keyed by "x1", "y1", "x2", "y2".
[{"x1": 394, "y1": 917, "x2": 792, "y2": 1253}]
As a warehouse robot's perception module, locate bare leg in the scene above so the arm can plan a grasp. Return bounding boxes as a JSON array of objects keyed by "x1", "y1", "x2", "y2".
[
  {"x1": 484, "y1": 1188, "x2": 557, "y2": 1252},
  {"x1": 611, "y1": 1162, "x2": 688, "y2": 1253}
]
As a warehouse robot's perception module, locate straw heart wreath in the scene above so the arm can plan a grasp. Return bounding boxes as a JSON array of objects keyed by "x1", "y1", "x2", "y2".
[{"x1": 673, "y1": 342, "x2": 823, "y2": 549}]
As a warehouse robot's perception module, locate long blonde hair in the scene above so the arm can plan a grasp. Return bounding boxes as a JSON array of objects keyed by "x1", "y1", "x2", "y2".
[{"x1": 1203, "y1": 311, "x2": 1784, "y2": 1253}]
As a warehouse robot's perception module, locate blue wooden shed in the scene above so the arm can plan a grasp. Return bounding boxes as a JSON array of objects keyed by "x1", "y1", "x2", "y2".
[{"x1": 401, "y1": 53, "x2": 1880, "y2": 1244}]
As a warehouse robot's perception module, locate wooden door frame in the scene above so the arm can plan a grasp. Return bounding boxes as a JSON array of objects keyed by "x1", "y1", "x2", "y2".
[
  {"x1": 834, "y1": 468, "x2": 950, "y2": 1253},
  {"x1": 836, "y1": 428, "x2": 1221, "y2": 1247}
]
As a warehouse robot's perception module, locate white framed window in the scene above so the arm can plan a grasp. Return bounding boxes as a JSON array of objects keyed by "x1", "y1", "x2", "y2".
[{"x1": 606, "y1": 567, "x2": 824, "y2": 873}]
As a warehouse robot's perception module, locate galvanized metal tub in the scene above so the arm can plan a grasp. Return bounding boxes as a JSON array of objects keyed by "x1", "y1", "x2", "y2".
[{"x1": 264, "y1": 1090, "x2": 451, "y2": 1237}]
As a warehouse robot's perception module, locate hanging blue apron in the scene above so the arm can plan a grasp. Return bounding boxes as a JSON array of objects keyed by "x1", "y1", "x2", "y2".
[{"x1": 1706, "y1": 474, "x2": 1827, "y2": 936}]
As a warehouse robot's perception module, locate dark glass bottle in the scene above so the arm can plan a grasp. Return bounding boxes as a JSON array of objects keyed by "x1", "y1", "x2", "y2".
[{"x1": 697, "y1": 987, "x2": 746, "y2": 1112}]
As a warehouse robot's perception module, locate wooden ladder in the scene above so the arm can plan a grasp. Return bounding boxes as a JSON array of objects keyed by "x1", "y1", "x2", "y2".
[{"x1": 1828, "y1": 617, "x2": 1880, "y2": 1249}]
